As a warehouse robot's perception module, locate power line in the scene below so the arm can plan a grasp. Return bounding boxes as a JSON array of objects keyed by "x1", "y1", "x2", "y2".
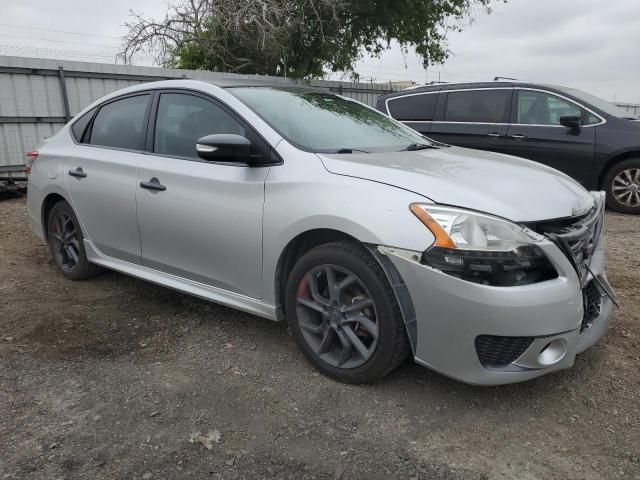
[
  {"x1": 0, "y1": 44, "x2": 117, "y2": 60},
  {"x1": 0, "y1": 23, "x2": 121, "y2": 40},
  {"x1": 0, "y1": 33, "x2": 120, "y2": 50}
]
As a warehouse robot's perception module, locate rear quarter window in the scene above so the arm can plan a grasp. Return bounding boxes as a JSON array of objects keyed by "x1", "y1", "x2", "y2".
[
  {"x1": 70, "y1": 108, "x2": 96, "y2": 143},
  {"x1": 387, "y1": 93, "x2": 438, "y2": 121}
]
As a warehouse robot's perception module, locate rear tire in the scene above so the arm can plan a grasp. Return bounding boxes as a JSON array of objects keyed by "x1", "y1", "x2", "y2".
[
  {"x1": 46, "y1": 200, "x2": 103, "y2": 280},
  {"x1": 285, "y1": 241, "x2": 410, "y2": 383},
  {"x1": 603, "y1": 158, "x2": 640, "y2": 214}
]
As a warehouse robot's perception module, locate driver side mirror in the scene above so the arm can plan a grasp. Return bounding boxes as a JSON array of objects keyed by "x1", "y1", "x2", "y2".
[
  {"x1": 196, "y1": 134, "x2": 251, "y2": 162},
  {"x1": 559, "y1": 114, "x2": 581, "y2": 130}
]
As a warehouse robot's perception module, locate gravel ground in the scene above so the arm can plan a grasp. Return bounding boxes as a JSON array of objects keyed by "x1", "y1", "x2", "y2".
[{"x1": 0, "y1": 196, "x2": 639, "y2": 480}]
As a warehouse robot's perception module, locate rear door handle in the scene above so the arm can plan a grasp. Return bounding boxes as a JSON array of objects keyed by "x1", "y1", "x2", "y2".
[
  {"x1": 68, "y1": 167, "x2": 87, "y2": 178},
  {"x1": 510, "y1": 134, "x2": 527, "y2": 140},
  {"x1": 140, "y1": 177, "x2": 167, "y2": 191},
  {"x1": 487, "y1": 132, "x2": 503, "y2": 137}
]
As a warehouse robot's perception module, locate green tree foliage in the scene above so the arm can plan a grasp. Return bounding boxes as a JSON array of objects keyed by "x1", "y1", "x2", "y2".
[{"x1": 120, "y1": 0, "x2": 501, "y2": 78}]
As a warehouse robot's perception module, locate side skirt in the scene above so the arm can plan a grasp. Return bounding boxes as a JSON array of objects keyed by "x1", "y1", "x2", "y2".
[{"x1": 84, "y1": 240, "x2": 278, "y2": 321}]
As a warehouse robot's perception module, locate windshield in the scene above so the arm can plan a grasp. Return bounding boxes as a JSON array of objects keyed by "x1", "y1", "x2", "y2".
[
  {"x1": 561, "y1": 88, "x2": 638, "y2": 119},
  {"x1": 229, "y1": 87, "x2": 431, "y2": 152}
]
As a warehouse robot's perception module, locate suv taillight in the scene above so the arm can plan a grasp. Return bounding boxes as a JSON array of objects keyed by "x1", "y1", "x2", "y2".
[{"x1": 26, "y1": 151, "x2": 38, "y2": 174}]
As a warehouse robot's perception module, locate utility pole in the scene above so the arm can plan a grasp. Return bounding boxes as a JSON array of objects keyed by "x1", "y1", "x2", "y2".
[{"x1": 423, "y1": 58, "x2": 430, "y2": 86}]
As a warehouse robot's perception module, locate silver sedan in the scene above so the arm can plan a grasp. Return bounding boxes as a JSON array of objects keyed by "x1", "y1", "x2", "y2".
[{"x1": 27, "y1": 80, "x2": 616, "y2": 384}]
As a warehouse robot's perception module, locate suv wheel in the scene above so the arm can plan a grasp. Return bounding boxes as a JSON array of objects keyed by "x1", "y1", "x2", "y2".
[
  {"x1": 47, "y1": 201, "x2": 103, "y2": 280},
  {"x1": 603, "y1": 158, "x2": 640, "y2": 214},
  {"x1": 284, "y1": 241, "x2": 410, "y2": 383}
]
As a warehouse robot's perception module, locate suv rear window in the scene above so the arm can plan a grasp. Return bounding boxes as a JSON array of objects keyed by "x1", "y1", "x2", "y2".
[
  {"x1": 387, "y1": 93, "x2": 438, "y2": 121},
  {"x1": 89, "y1": 94, "x2": 151, "y2": 150},
  {"x1": 444, "y1": 90, "x2": 510, "y2": 123}
]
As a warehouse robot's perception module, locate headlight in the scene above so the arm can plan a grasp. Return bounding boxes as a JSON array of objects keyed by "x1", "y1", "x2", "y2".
[{"x1": 410, "y1": 204, "x2": 557, "y2": 286}]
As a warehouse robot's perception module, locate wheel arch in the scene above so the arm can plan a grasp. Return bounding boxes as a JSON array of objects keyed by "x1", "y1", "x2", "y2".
[
  {"x1": 274, "y1": 228, "x2": 358, "y2": 322},
  {"x1": 598, "y1": 149, "x2": 640, "y2": 188},
  {"x1": 273, "y1": 228, "x2": 418, "y2": 354},
  {"x1": 41, "y1": 192, "x2": 69, "y2": 241}
]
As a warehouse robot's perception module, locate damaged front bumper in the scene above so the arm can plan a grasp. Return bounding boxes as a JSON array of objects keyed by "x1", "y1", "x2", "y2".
[{"x1": 375, "y1": 204, "x2": 614, "y2": 386}]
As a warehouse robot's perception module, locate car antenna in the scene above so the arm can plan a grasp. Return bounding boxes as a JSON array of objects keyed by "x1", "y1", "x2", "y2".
[{"x1": 494, "y1": 76, "x2": 517, "y2": 81}]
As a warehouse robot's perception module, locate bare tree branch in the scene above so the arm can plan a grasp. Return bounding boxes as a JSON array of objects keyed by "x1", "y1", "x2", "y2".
[{"x1": 118, "y1": 0, "x2": 495, "y2": 78}]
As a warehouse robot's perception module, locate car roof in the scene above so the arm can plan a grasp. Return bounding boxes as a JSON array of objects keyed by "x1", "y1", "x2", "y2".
[
  {"x1": 381, "y1": 81, "x2": 571, "y2": 100},
  {"x1": 124, "y1": 78, "x2": 326, "y2": 95},
  {"x1": 83, "y1": 79, "x2": 324, "y2": 109}
]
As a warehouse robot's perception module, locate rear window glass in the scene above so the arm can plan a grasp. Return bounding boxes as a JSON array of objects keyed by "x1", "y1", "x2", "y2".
[
  {"x1": 89, "y1": 94, "x2": 150, "y2": 150},
  {"x1": 444, "y1": 90, "x2": 510, "y2": 123},
  {"x1": 387, "y1": 93, "x2": 438, "y2": 121}
]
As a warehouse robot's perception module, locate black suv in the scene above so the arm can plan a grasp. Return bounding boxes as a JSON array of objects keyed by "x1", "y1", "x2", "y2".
[{"x1": 377, "y1": 82, "x2": 640, "y2": 214}]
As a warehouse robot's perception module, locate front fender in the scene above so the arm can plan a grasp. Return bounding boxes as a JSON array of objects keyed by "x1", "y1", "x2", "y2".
[{"x1": 261, "y1": 143, "x2": 436, "y2": 306}]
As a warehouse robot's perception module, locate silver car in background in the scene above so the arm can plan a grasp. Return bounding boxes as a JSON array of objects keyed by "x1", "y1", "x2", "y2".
[{"x1": 27, "y1": 80, "x2": 616, "y2": 385}]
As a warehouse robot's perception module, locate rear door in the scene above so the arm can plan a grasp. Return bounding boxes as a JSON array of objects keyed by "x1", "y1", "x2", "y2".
[
  {"x1": 428, "y1": 88, "x2": 512, "y2": 153},
  {"x1": 135, "y1": 91, "x2": 269, "y2": 298},
  {"x1": 503, "y1": 89, "x2": 598, "y2": 186},
  {"x1": 384, "y1": 92, "x2": 439, "y2": 135},
  {"x1": 64, "y1": 93, "x2": 152, "y2": 264}
]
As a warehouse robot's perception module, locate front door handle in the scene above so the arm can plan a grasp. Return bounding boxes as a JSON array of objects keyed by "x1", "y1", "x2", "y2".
[
  {"x1": 510, "y1": 134, "x2": 527, "y2": 141},
  {"x1": 140, "y1": 177, "x2": 167, "y2": 192},
  {"x1": 487, "y1": 132, "x2": 503, "y2": 137},
  {"x1": 68, "y1": 167, "x2": 87, "y2": 178}
]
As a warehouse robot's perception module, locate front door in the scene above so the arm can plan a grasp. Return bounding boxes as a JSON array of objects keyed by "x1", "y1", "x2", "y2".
[
  {"x1": 503, "y1": 89, "x2": 597, "y2": 186},
  {"x1": 427, "y1": 88, "x2": 512, "y2": 153},
  {"x1": 135, "y1": 92, "x2": 269, "y2": 299},
  {"x1": 64, "y1": 93, "x2": 152, "y2": 263}
]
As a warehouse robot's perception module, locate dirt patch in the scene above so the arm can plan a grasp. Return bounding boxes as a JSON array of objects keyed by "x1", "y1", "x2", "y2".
[{"x1": 0, "y1": 197, "x2": 639, "y2": 479}]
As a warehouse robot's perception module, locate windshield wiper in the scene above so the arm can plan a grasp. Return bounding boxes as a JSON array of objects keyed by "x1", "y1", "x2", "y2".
[
  {"x1": 335, "y1": 148, "x2": 370, "y2": 154},
  {"x1": 403, "y1": 143, "x2": 438, "y2": 151}
]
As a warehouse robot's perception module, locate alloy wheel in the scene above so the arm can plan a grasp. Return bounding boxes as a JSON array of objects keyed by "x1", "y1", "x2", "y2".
[
  {"x1": 612, "y1": 168, "x2": 640, "y2": 207},
  {"x1": 50, "y1": 211, "x2": 81, "y2": 272},
  {"x1": 295, "y1": 264, "x2": 379, "y2": 369}
]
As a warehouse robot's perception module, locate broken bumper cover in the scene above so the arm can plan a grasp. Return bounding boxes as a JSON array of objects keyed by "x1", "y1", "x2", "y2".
[{"x1": 379, "y1": 226, "x2": 614, "y2": 386}]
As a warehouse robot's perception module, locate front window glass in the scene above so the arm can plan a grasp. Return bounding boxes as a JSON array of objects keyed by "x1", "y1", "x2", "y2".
[
  {"x1": 154, "y1": 93, "x2": 245, "y2": 159},
  {"x1": 517, "y1": 91, "x2": 582, "y2": 125},
  {"x1": 229, "y1": 87, "x2": 428, "y2": 152}
]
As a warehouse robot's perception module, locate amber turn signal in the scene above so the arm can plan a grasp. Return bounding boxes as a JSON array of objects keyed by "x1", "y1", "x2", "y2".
[{"x1": 409, "y1": 203, "x2": 457, "y2": 249}]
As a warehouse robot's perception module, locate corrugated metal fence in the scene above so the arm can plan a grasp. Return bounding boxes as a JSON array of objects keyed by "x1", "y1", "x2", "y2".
[
  {"x1": 616, "y1": 102, "x2": 639, "y2": 118},
  {"x1": 0, "y1": 55, "x2": 398, "y2": 179}
]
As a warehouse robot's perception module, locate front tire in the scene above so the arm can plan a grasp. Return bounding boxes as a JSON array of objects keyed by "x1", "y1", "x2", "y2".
[
  {"x1": 284, "y1": 241, "x2": 410, "y2": 383},
  {"x1": 603, "y1": 158, "x2": 640, "y2": 214},
  {"x1": 47, "y1": 201, "x2": 103, "y2": 280}
]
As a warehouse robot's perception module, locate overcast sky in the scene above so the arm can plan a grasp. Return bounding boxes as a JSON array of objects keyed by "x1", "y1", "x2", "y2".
[{"x1": 0, "y1": 0, "x2": 638, "y2": 103}]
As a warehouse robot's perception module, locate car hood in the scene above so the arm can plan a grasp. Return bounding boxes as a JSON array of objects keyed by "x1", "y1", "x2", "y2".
[{"x1": 319, "y1": 146, "x2": 595, "y2": 222}]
